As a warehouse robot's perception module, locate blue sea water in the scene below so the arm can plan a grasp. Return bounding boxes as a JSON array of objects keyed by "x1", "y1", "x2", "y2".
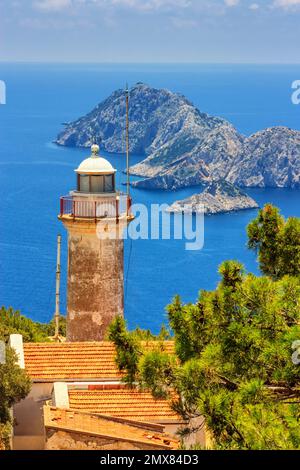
[{"x1": 0, "y1": 63, "x2": 300, "y2": 332}]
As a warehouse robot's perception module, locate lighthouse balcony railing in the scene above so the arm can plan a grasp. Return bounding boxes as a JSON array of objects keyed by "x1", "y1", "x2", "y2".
[{"x1": 60, "y1": 194, "x2": 132, "y2": 222}]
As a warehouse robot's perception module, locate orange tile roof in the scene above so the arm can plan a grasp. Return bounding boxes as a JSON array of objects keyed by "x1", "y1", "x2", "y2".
[
  {"x1": 24, "y1": 341, "x2": 174, "y2": 381},
  {"x1": 44, "y1": 406, "x2": 179, "y2": 450},
  {"x1": 68, "y1": 388, "x2": 181, "y2": 423}
]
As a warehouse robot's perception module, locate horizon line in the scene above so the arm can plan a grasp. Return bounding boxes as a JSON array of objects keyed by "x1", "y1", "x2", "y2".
[{"x1": 1, "y1": 61, "x2": 300, "y2": 66}]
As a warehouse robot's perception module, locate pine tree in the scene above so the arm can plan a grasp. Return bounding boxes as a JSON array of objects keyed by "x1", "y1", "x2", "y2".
[
  {"x1": 247, "y1": 204, "x2": 300, "y2": 279},
  {"x1": 110, "y1": 205, "x2": 300, "y2": 449},
  {"x1": 0, "y1": 346, "x2": 31, "y2": 449},
  {"x1": 0, "y1": 307, "x2": 66, "y2": 342}
]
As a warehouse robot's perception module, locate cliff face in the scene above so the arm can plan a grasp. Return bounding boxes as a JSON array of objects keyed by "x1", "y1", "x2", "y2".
[
  {"x1": 227, "y1": 127, "x2": 300, "y2": 188},
  {"x1": 56, "y1": 83, "x2": 300, "y2": 190},
  {"x1": 167, "y1": 180, "x2": 259, "y2": 215},
  {"x1": 56, "y1": 82, "x2": 218, "y2": 156}
]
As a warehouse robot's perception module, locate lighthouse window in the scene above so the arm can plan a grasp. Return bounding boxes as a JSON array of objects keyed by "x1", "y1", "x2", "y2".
[
  {"x1": 104, "y1": 175, "x2": 114, "y2": 192},
  {"x1": 91, "y1": 175, "x2": 104, "y2": 193},
  {"x1": 79, "y1": 175, "x2": 89, "y2": 192},
  {"x1": 78, "y1": 174, "x2": 115, "y2": 193}
]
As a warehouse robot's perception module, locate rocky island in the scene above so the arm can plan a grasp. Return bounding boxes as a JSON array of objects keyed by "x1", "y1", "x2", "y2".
[
  {"x1": 56, "y1": 83, "x2": 300, "y2": 190},
  {"x1": 167, "y1": 180, "x2": 259, "y2": 215}
]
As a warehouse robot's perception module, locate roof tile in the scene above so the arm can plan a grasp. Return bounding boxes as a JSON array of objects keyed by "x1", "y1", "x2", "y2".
[
  {"x1": 24, "y1": 341, "x2": 174, "y2": 381},
  {"x1": 68, "y1": 389, "x2": 181, "y2": 423}
]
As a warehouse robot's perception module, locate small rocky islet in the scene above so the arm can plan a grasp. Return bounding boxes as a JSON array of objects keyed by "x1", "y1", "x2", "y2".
[{"x1": 166, "y1": 180, "x2": 259, "y2": 215}]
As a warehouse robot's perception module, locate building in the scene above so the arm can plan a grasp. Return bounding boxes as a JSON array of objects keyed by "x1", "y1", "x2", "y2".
[
  {"x1": 59, "y1": 144, "x2": 133, "y2": 342},
  {"x1": 10, "y1": 336, "x2": 206, "y2": 450},
  {"x1": 44, "y1": 406, "x2": 179, "y2": 451}
]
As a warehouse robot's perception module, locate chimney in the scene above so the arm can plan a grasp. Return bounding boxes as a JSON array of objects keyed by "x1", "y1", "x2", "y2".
[
  {"x1": 9, "y1": 334, "x2": 25, "y2": 369},
  {"x1": 52, "y1": 382, "x2": 69, "y2": 409}
]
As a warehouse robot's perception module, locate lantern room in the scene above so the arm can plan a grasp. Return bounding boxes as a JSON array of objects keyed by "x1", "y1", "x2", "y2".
[
  {"x1": 59, "y1": 144, "x2": 132, "y2": 223},
  {"x1": 75, "y1": 144, "x2": 116, "y2": 194}
]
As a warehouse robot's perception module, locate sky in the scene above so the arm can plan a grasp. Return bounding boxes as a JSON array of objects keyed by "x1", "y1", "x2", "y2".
[{"x1": 0, "y1": 0, "x2": 300, "y2": 63}]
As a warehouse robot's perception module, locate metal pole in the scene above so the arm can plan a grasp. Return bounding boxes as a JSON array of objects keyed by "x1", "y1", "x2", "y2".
[
  {"x1": 54, "y1": 234, "x2": 62, "y2": 339},
  {"x1": 116, "y1": 196, "x2": 120, "y2": 225},
  {"x1": 126, "y1": 84, "x2": 130, "y2": 205}
]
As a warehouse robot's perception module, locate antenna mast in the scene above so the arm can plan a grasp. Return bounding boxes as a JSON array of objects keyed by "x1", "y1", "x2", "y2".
[
  {"x1": 54, "y1": 234, "x2": 62, "y2": 340},
  {"x1": 126, "y1": 84, "x2": 130, "y2": 198}
]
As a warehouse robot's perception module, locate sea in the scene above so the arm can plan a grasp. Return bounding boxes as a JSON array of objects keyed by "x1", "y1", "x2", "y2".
[{"x1": 0, "y1": 63, "x2": 300, "y2": 333}]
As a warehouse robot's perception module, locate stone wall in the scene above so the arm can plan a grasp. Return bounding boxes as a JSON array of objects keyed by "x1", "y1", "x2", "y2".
[{"x1": 45, "y1": 429, "x2": 164, "y2": 451}]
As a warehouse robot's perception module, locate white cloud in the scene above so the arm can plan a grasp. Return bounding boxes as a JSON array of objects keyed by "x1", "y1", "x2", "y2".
[
  {"x1": 35, "y1": 0, "x2": 300, "y2": 17},
  {"x1": 33, "y1": 0, "x2": 72, "y2": 11},
  {"x1": 20, "y1": 15, "x2": 92, "y2": 29},
  {"x1": 273, "y1": 0, "x2": 300, "y2": 7},
  {"x1": 33, "y1": 0, "x2": 191, "y2": 12},
  {"x1": 224, "y1": 0, "x2": 239, "y2": 6},
  {"x1": 107, "y1": 0, "x2": 191, "y2": 10}
]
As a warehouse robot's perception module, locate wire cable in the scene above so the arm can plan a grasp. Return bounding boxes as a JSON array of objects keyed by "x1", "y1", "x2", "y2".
[{"x1": 125, "y1": 236, "x2": 133, "y2": 304}]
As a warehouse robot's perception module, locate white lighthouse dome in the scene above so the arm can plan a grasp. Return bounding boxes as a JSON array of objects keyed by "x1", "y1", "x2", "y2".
[{"x1": 75, "y1": 144, "x2": 116, "y2": 175}]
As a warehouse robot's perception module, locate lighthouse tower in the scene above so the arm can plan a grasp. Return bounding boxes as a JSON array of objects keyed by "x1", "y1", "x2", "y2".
[{"x1": 59, "y1": 144, "x2": 133, "y2": 342}]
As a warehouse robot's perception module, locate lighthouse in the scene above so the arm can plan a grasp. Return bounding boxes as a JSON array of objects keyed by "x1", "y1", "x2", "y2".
[{"x1": 59, "y1": 144, "x2": 133, "y2": 342}]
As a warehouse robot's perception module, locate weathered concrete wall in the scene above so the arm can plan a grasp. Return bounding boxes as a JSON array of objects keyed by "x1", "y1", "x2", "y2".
[
  {"x1": 13, "y1": 436, "x2": 45, "y2": 451},
  {"x1": 45, "y1": 430, "x2": 164, "y2": 451},
  {"x1": 66, "y1": 225, "x2": 125, "y2": 342},
  {"x1": 164, "y1": 418, "x2": 207, "y2": 449},
  {"x1": 13, "y1": 383, "x2": 52, "y2": 450}
]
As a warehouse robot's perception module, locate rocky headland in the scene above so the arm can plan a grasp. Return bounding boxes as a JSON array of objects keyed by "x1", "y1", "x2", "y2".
[{"x1": 56, "y1": 83, "x2": 300, "y2": 191}]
